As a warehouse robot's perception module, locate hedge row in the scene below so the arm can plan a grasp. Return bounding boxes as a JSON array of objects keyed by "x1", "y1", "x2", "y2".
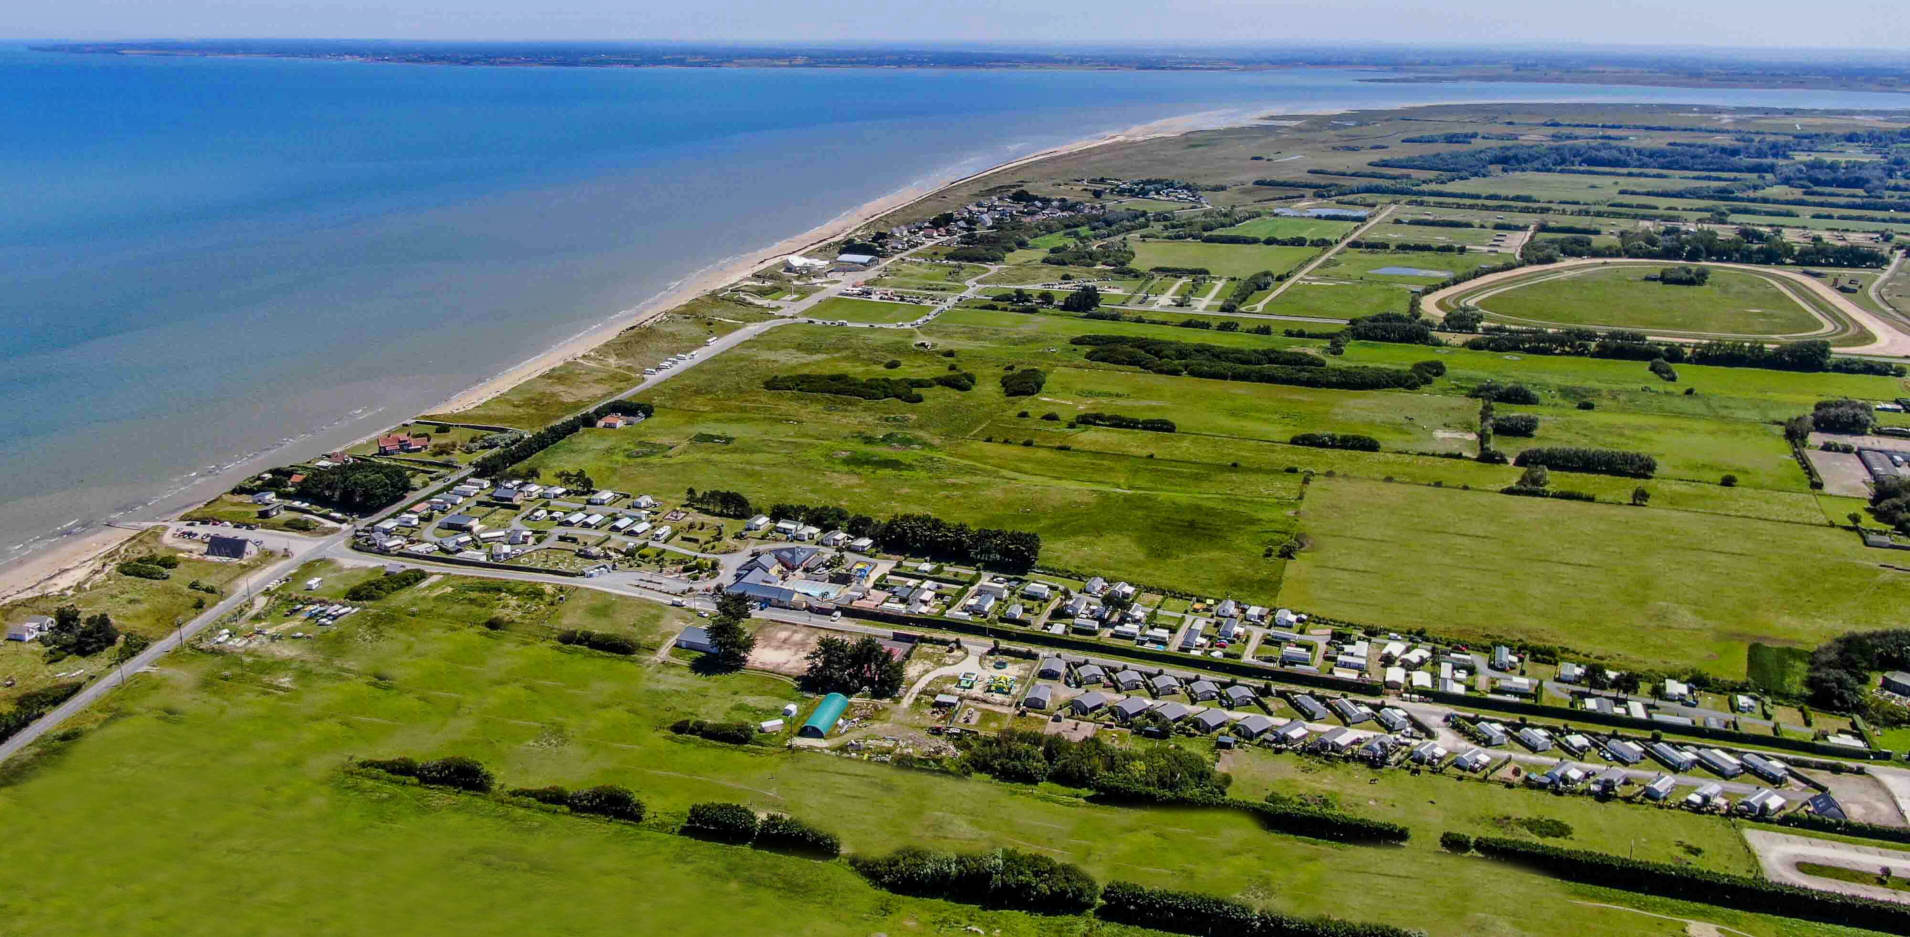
[
  {"x1": 669, "y1": 718, "x2": 756, "y2": 745},
  {"x1": 1099, "y1": 881, "x2": 1422, "y2": 937},
  {"x1": 0, "y1": 682, "x2": 82, "y2": 744},
  {"x1": 344, "y1": 568, "x2": 427, "y2": 601},
  {"x1": 1512, "y1": 446, "x2": 1657, "y2": 479},
  {"x1": 470, "y1": 399, "x2": 653, "y2": 478},
  {"x1": 1469, "y1": 835, "x2": 1910, "y2": 933},
  {"x1": 509, "y1": 784, "x2": 646, "y2": 822},
  {"x1": 847, "y1": 847, "x2": 1100, "y2": 914},
  {"x1": 357, "y1": 756, "x2": 495, "y2": 792},
  {"x1": 1289, "y1": 432, "x2": 1381, "y2": 452},
  {"x1": 1074, "y1": 412, "x2": 1177, "y2": 433},
  {"x1": 683, "y1": 801, "x2": 761, "y2": 843},
  {"x1": 556, "y1": 628, "x2": 639, "y2": 656}
]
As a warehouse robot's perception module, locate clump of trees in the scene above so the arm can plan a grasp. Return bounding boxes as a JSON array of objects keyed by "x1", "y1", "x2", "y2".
[
  {"x1": 801, "y1": 635, "x2": 906, "y2": 697},
  {"x1": 1468, "y1": 381, "x2": 1540, "y2": 405},
  {"x1": 358, "y1": 755, "x2": 495, "y2": 793},
  {"x1": 556, "y1": 628, "x2": 640, "y2": 656},
  {"x1": 848, "y1": 847, "x2": 1100, "y2": 914},
  {"x1": 345, "y1": 568, "x2": 427, "y2": 601},
  {"x1": 1492, "y1": 414, "x2": 1540, "y2": 437},
  {"x1": 1870, "y1": 476, "x2": 1910, "y2": 534},
  {"x1": 1000, "y1": 368, "x2": 1048, "y2": 397},
  {"x1": 763, "y1": 373, "x2": 928, "y2": 403},
  {"x1": 963, "y1": 730, "x2": 1229, "y2": 797},
  {"x1": 1807, "y1": 629, "x2": 1910, "y2": 713},
  {"x1": 1812, "y1": 398, "x2": 1877, "y2": 435},
  {"x1": 1060, "y1": 284, "x2": 1102, "y2": 312},
  {"x1": 1656, "y1": 265, "x2": 1711, "y2": 286},
  {"x1": 1343, "y1": 313, "x2": 1441, "y2": 345},
  {"x1": 295, "y1": 462, "x2": 414, "y2": 512},
  {"x1": 1074, "y1": 413, "x2": 1176, "y2": 433},
  {"x1": 39, "y1": 605, "x2": 119, "y2": 659},
  {"x1": 1513, "y1": 447, "x2": 1657, "y2": 478},
  {"x1": 682, "y1": 802, "x2": 761, "y2": 843},
  {"x1": 1289, "y1": 432, "x2": 1381, "y2": 452},
  {"x1": 686, "y1": 488, "x2": 752, "y2": 518},
  {"x1": 510, "y1": 784, "x2": 647, "y2": 822},
  {"x1": 1071, "y1": 335, "x2": 1428, "y2": 391}
]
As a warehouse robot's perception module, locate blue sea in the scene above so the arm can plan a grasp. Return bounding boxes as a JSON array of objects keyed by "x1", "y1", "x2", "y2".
[{"x1": 4, "y1": 44, "x2": 1909, "y2": 563}]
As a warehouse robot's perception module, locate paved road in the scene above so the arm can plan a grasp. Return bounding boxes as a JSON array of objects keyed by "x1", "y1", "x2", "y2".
[
  {"x1": 0, "y1": 528, "x2": 346, "y2": 763},
  {"x1": 1421, "y1": 257, "x2": 1910, "y2": 357},
  {"x1": 1868, "y1": 250, "x2": 1910, "y2": 329},
  {"x1": 1248, "y1": 204, "x2": 1397, "y2": 311},
  {"x1": 1745, "y1": 829, "x2": 1910, "y2": 904}
]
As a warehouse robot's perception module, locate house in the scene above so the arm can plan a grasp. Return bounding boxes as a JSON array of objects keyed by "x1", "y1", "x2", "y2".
[
  {"x1": 6, "y1": 614, "x2": 52, "y2": 643},
  {"x1": 1882, "y1": 671, "x2": 1910, "y2": 697},
  {"x1": 1648, "y1": 742, "x2": 1696, "y2": 772},
  {"x1": 1376, "y1": 707, "x2": 1410, "y2": 734},
  {"x1": 1733, "y1": 694, "x2": 1757, "y2": 713},
  {"x1": 1021, "y1": 582, "x2": 1053, "y2": 601},
  {"x1": 1290, "y1": 694, "x2": 1329, "y2": 721},
  {"x1": 1316, "y1": 727, "x2": 1359, "y2": 754},
  {"x1": 1023, "y1": 685, "x2": 1054, "y2": 710},
  {"x1": 795, "y1": 525, "x2": 821, "y2": 542},
  {"x1": 1192, "y1": 708, "x2": 1231, "y2": 734},
  {"x1": 1358, "y1": 735, "x2": 1399, "y2": 764},
  {"x1": 1149, "y1": 673, "x2": 1181, "y2": 696},
  {"x1": 1452, "y1": 748, "x2": 1493, "y2": 772},
  {"x1": 1036, "y1": 658, "x2": 1065, "y2": 680},
  {"x1": 1113, "y1": 670, "x2": 1147, "y2": 692},
  {"x1": 1475, "y1": 721, "x2": 1510, "y2": 747},
  {"x1": 848, "y1": 536, "x2": 876, "y2": 553},
  {"x1": 1154, "y1": 702, "x2": 1194, "y2": 723},
  {"x1": 1558, "y1": 733, "x2": 1592, "y2": 756},
  {"x1": 1279, "y1": 645, "x2": 1313, "y2": 667},
  {"x1": 1695, "y1": 748, "x2": 1743, "y2": 779},
  {"x1": 1223, "y1": 685, "x2": 1256, "y2": 708},
  {"x1": 1070, "y1": 692, "x2": 1109, "y2": 715},
  {"x1": 1083, "y1": 576, "x2": 1109, "y2": 597},
  {"x1": 1187, "y1": 680, "x2": 1220, "y2": 702},
  {"x1": 1662, "y1": 678, "x2": 1692, "y2": 702},
  {"x1": 1536, "y1": 763, "x2": 1589, "y2": 790},
  {"x1": 1111, "y1": 696, "x2": 1153, "y2": 723},
  {"x1": 1214, "y1": 598, "x2": 1239, "y2": 620},
  {"x1": 1515, "y1": 727, "x2": 1553, "y2": 753},
  {"x1": 745, "y1": 515, "x2": 771, "y2": 531},
  {"x1": 1384, "y1": 666, "x2": 1407, "y2": 689},
  {"x1": 1410, "y1": 671, "x2": 1433, "y2": 690},
  {"x1": 773, "y1": 519, "x2": 799, "y2": 538},
  {"x1": 1590, "y1": 766, "x2": 1629, "y2": 796},
  {"x1": 1409, "y1": 741, "x2": 1447, "y2": 765},
  {"x1": 595, "y1": 412, "x2": 642, "y2": 429},
  {"x1": 1643, "y1": 774, "x2": 1678, "y2": 801},
  {"x1": 675, "y1": 626, "x2": 718, "y2": 655},
  {"x1": 1742, "y1": 752, "x2": 1790, "y2": 785},
  {"x1": 1330, "y1": 697, "x2": 1373, "y2": 725},
  {"x1": 784, "y1": 254, "x2": 830, "y2": 274},
  {"x1": 586, "y1": 490, "x2": 619, "y2": 506},
  {"x1": 440, "y1": 513, "x2": 484, "y2": 534},
  {"x1": 250, "y1": 491, "x2": 278, "y2": 506},
  {"x1": 1491, "y1": 645, "x2": 1513, "y2": 670},
  {"x1": 1604, "y1": 739, "x2": 1645, "y2": 765},
  {"x1": 204, "y1": 534, "x2": 254, "y2": 559},
  {"x1": 819, "y1": 530, "x2": 849, "y2": 547},
  {"x1": 1557, "y1": 662, "x2": 1584, "y2": 683},
  {"x1": 1684, "y1": 782, "x2": 1725, "y2": 810},
  {"x1": 1380, "y1": 641, "x2": 1406, "y2": 664},
  {"x1": 1234, "y1": 714, "x2": 1278, "y2": 740},
  {"x1": 1495, "y1": 676, "x2": 1536, "y2": 697},
  {"x1": 376, "y1": 432, "x2": 429, "y2": 455},
  {"x1": 1438, "y1": 678, "x2": 1468, "y2": 694},
  {"x1": 1582, "y1": 696, "x2": 1614, "y2": 715},
  {"x1": 1738, "y1": 788, "x2": 1786, "y2": 818},
  {"x1": 1074, "y1": 664, "x2": 1107, "y2": 686},
  {"x1": 1178, "y1": 619, "x2": 1206, "y2": 652},
  {"x1": 833, "y1": 252, "x2": 878, "y2": 268},
  {"x1": 1272, "y1": 720, "x2": 1310, "y2": 745},
  {"x1": 491, "y1": 485, "x2": 526, "y2": 505}
]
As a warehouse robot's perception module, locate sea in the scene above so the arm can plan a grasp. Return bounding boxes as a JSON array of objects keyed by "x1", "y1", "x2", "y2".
[{"x1": 4, "y1": 43, "x2": 1910, "y2": 566}]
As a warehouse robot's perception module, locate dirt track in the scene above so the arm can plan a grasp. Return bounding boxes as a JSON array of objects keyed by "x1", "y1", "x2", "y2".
[
  {"x1": 1744, "y1": 829, "x2": 1910, "y2": 904},
  {"x1": 1421, "y1": 258, "x2": 1910, "y2": 357}
]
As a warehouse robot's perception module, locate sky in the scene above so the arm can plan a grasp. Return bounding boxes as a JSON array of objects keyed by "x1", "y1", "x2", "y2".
[{"x1": 6, "y1": 0, "x2": 1908, "y2": 50}]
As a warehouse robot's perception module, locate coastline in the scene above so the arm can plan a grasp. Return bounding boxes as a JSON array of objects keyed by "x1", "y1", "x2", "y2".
[{"x1": 0, "y1": 105, "x2": 1259, "y2": 604}]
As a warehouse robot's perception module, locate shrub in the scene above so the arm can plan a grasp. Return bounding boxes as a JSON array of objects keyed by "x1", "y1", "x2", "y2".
[
  {"x1": 363, "y1": 755, "x2": 494, "y2": 793},
  {"x1": 1441, "y1": 831, "x2": 1474, "y2": 853},
  {"x1": 1289, "y1": 432, "x2": 1381, "y2": 452},
  {"x1": 116, "y1": 561, "x2": 170, "y2": 580},
  {"x1": 1576, "y1": 400, "x2": 1596, "y2": 410},
  {"x1": 669, "y1": 718, "x2": 756, "y2": 745},
  {"x1": 1647, "y1": 358, "x2": 1678, "y2": 382},
  {"x1": 883, "y1": 359, "x2": 901, "y2": 369},
  {"x1": 848, "y1": 847, "x2": 1099, "y2": 914},
  {"x1": 1469, "y1": 381, "x2": 1540, "y2": 405},
  {"x1": 556, "y1": 629, "x2": 639, "y2": 656},
  {"x1": 1098, "y1": 881, "x2": 1419, "y2": 937},
  {"x1": 345, "y1": 568, "x2": 427, "y2": 601},
  {"x1": 1075, "y1": 412, "x2": 1177, "y2": 433},
  {"x1": 1000, "y1": 369, "x2": 1048, "y2": 397},
  {"x1": 1492, "y1": 414, "x2": 1540, "y2": 437},
  {"x1": 754, "y1": 813, "x2": 840, "y2": 857},
  {"x1": 509, "y1": 785, "x2": 573, "y2": 807},
  {"x1": 1721, "y1": 474, "x2": 1738, "y2": 487},
  {"x1": 683, "y1": 802, "x2": 761, "y2": 843},
  {"x1": 1513, "y1": 446, "x2": 1657, "y2": 478},
  {"x1": 567, "y1": 785, "x2": 646, "y2": 822}
]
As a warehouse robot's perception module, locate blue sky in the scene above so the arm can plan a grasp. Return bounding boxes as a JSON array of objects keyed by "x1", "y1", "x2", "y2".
[{"x1": 6, "y1": 0, "x2": 1907, "y2": 49}]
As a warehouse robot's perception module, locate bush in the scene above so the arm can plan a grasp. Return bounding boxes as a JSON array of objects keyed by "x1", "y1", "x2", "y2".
[
  {"x1": 1244, "y1": 798, "x2": 1410, "y2": 844},
  {"x1": 848, "y1": 847, "x2": 1099, "y2": 914},
  {"x1": 1441, "y1": 831, "x2": 1474, "y2": 853},
  {"x1": 1074, "y1": 412, "x2": 1177, "y2": 433},
  {"x1": 362, "y1": 755, "x2": 494, "y2": 793},
  {"x1": 1289, "y1": 432, "x2": 1381, "y2": 452},
  {"x1": 1513, "y1": 446, "x2": 1657, "y2": 478},
  {"x1": 1647, "y1": 358, "x2": 1678, "y2": 382},
  {"x1": 669, "y1": 718, "x2": 757, "y2": 745},
  {"x1": 345, "y1": 568, "x2": 428, "y2": 601},
  {"x1": 1000, "y1": 369, "x2": 1048, "y2": 397},
  {"x1": 556, "y1": 629, "x2": 639, "y2": 656},
  {"x1": 1470, "y1": 835, "x2": 1910, "y2": 933},
  {"x1": 1577, "y1": 400, "x2": 1596, "y2": 410},
  {"x1": 1098, "y1": 881, "x2": 1419, "y2": 937},
  {"x1": 509, "y1": 785, "x2": 573, "y2": 807},
  {"x1": 764, "y1": 373, "x2": 926, "y2": 403},
  {"x1": 1492, "y1": 414, "x2": 1540, "y2": 437},
  {"x1": 116, "y1": 561, "x2": 170, "y2": 580},
  {"x1": 683, "y1": 802, "x2": 760, "y2": 843},
  {"x1": 754, "y1": 813, "x2": 841, "y2": 857},
  {"x1": 567, "y1": 784, "x2": 646, "y2": 822},
  {"x1": 1469, "y1": 381, "x2": 1540, "y2": 405},
  {"x1": 1812, "y1": 398, "x2": 1876, "y2": 435}
]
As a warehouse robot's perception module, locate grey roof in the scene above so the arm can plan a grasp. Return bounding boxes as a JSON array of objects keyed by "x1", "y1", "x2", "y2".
[
  {"x1": 1224, "y1": 685, "x2": 1255, "y2": 705},
  {"x1": 1112, "y1": 697, "x2": 1153, "y2": 720},
  {"x1": 1036, "y1": 658, "x2": 1064, "y2": 678},
  {"x1": 1154, "y1": 702, "x2": 1194, "y2": 722},
  {"x1": 1072, "y1": 691, "x2": 1109, "y2": 712},
  {"x1": 1235, "y1": 714, "x2": 1277, "y2": 738},
  {"x1": 1024, "y1": 685, "x2": 1054, "y2": 709},
  {"x1": 204, "y1": 534, "x2": 251, "y2": 558},
  {"x1": 1193, "y1": 709, "x2": 1230, "y2": 731},
  {"x1": 675, "y1": 626, "x2": 716, "y2": 653}
]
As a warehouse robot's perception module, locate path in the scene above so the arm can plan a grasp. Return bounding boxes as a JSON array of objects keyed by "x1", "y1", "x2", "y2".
[
  {"x1": 1744, "y1": 829, "x2": 1910, "y2": 904},
  {"x1": 899, "y1": 644, "x2": 983, "y2": 707},
  {"x1": 1248, "y1": 204, "x2": 1397, "y2": 311},
  {"x1": 1869, "y1": 250, "x2": 1910, "y2": 329},
  {"x1": 1420, "y1": 257, "x2": 1910, "y2": 357}
]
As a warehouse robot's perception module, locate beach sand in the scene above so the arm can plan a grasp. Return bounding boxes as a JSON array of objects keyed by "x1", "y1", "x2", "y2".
[{"x1": 0, "y1": 107, "x2": 1257, "y2": 603}]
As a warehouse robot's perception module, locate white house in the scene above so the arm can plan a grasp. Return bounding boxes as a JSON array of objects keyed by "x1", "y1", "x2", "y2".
[{"x1": 6, "y1": 614, "x2": 52, "y2": 642}]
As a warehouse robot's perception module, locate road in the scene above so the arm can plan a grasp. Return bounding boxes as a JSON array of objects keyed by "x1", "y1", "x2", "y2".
[
  {"x1": 1248, "y1": 204, "x2": 1397, "y2": 311},
  {"x1": 1420, "y1": 257, "x2": 1910, "y2": 357},
  {"x1": 0, "y1": 527, "x2": 348, "y2": 763},
  {"x1": 1868, "y1": 250, "x2": 1910, "y2": 330},
  {"x1": 1745, "y1": 829, "x2": 1910, "y2": 904}
]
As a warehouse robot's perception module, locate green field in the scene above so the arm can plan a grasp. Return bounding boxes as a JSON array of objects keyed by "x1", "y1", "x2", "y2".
[
  {"x1": 1427, "y1": 171, "x2": 1702, "y2": 202},
  {"x1": 805, "y1": 296, "x2": 929, "y2": 324},
  {"x1": 1262, "y1": 281, "x2": 1412, "y2": 319},
  {"x1": 1212, "y1": 216, "x2": 1357, "y2": 240},
  {"x1": 1470, "y1": 266, "x2": 1828, "y2": 336},
  {"x1": 1281, "y1": 477, "x2": 1910, "y2": 677},
  {"x1": 0, "y1": 572, "x2": 1884, "y2": 937},
  {"x1": 1129, "y1": 240, "x2": 1318, "y2": 278}
]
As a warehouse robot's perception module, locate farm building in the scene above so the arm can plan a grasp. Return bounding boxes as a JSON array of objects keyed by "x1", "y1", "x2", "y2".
[{"x1": 800, "y1": 693, "x2": 851, "y2": 738}]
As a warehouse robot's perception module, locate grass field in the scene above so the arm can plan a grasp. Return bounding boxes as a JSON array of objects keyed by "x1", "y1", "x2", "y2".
[
  {"x1": 1129, "y1": 240, "x2": 1318, "y2": 278},
  {"x1": 1311, "y1": 249, "x2": 1503, "y2": 281},
  {"x1": 1212, "y1": 216, "x2": 1357, "y2": 240},
  {"x1": 1470, "y1": 266, "x2": 1827, "y2": 336},
  {"x1": 1280, "y1": 477, "x2": 1910, "y2": 677},
  {"x1": 0, "y1": 575, "x2": 1885, "y2": 937},
  {"x1": 805, "y1": 296, "x2": 929, "y2": 324},
  {"x1": 1263, "y1": 281, "x2": 1413, "y2": 319},
  {"x1": 1427, "y1": 171, "x2": 1700, "y2": 202}
]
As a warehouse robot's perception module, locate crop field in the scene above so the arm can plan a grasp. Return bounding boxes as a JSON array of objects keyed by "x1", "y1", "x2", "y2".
[
  {"x1": 1466, "y1": 266, "x2": 1828, "y2": 336},
  {"x1": 804, "y1": 296, "x2": 928, "y2": 324},
  {"x1": 1128, "y1": 240, "x2": 1318, "y2": 278},
  {"x1": 1281, "y1": 477, "x2": 1910, "y2": 677},
  {"x1": 0, "y1": 576, "x2": 1884, "y2": 937}
]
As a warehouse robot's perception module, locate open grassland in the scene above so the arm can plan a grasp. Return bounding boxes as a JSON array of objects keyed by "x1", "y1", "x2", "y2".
[
  {"x1": 1427, "y1": 171, "x2": 1701, "y2": 202},
  {"x1": 805, "y1": 296, "x2": 929, "y2": 324},
  {"x1": 1281, "y1": 477, "x2": 1910, "y2": 678},
  {"x1": 1129, "y1": 240, "x2": 1317, "y2": 278},
  {"x1": 1358, "y1": 222, "x2": 1503, "y2": 248},
  {"x1": 1469, "y1": 266, "x2": 1827, "y2": 336},
  {"x1": 0, "y1": 584, "x2": 1884, "y2": 937},
  {"x1": 1310, "y1": 248, "x2": 1503, "y2": 281},
  {"x1": 1262, "y1": 281, "x2": 1412, "y2": 320},
  {"x1": 1212, "y1": 216, "x2": 1357, "y2": 240}
]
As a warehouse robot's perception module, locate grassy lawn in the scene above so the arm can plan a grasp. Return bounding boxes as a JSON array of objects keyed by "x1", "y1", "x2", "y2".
[
  {"x1": 1470, "y1": 266, "x2": 1826, "y2": 336},
  {"x1": 1359, "y1": 223, "x2": 1502, "y2": 248},
  {"x1": 1129, "y1": 240, "x2": 1318, "y2": 278},
  {"x1": 1213, "y1": 216, "x2": 1357, "y2": 240},
  {"x1": 1262, "y1": 281, "x2": 1412, "y2": 319},
  {"x1": 182, "y1": 495, "x2": 336, "y2": 533},
  {"x1": 1427, "y1": 171, "x2": 1699, "y2": 202},
  {"x1": 1795, "y1": 863, "x2": 1910, "y2": 893},
  {"x1": 1280, "y1": 477, "x2": 1910, "y2": 677},
  {"x1": 805, "y1": 296, "x2": 929, "y2": 324},
  {"x1": 0, "y1": 576, "x2": 1880, "y2": 937}
]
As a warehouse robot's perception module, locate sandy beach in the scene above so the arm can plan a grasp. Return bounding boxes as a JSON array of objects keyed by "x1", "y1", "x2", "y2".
[{"x1": 0, "y1": 106, "x2": 1258, "y2": 604}]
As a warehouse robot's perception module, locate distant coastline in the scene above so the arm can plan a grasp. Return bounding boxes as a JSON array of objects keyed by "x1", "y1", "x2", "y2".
[{"x1": 35, "y1": 40, "x2": 1910, "y2": 93}]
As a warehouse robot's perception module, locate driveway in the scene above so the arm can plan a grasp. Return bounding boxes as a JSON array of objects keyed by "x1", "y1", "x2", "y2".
[{"x1": 1744, "y1": 829, "x2": 1910, "y2": 904}]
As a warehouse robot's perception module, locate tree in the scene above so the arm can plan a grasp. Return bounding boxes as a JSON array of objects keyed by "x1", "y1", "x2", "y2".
[
  {"x1": 555, "y1": 468, "x2": 595, "y2": 491},
  {"x1": 801, "y1": 636, "x2": 906, "y2": 697},
  {"x1": 43, "y1": 607, "x2": 118, "y2": 658},
  {"x1": 1060, "y1": 284, "x2": 1102, "y2": 312},
  {"x1": 702, "y1": 594, "x2": 756, "y2": 672},
  {"x1": 1631, "y1": 487, "x2": 1651, "y2": 507},
  {"x1": 1517, "y1": 465, "x2": 1550, "y2": 489}
]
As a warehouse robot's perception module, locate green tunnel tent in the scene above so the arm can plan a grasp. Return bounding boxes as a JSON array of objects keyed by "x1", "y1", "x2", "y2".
[{"x1": 800, "y1": 693, "x2": 850, "y2": 738}]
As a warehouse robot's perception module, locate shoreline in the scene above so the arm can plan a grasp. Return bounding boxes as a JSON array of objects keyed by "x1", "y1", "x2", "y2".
[{"x1": 0, "y1": 104, "x2": 1261, "y2": 604}]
